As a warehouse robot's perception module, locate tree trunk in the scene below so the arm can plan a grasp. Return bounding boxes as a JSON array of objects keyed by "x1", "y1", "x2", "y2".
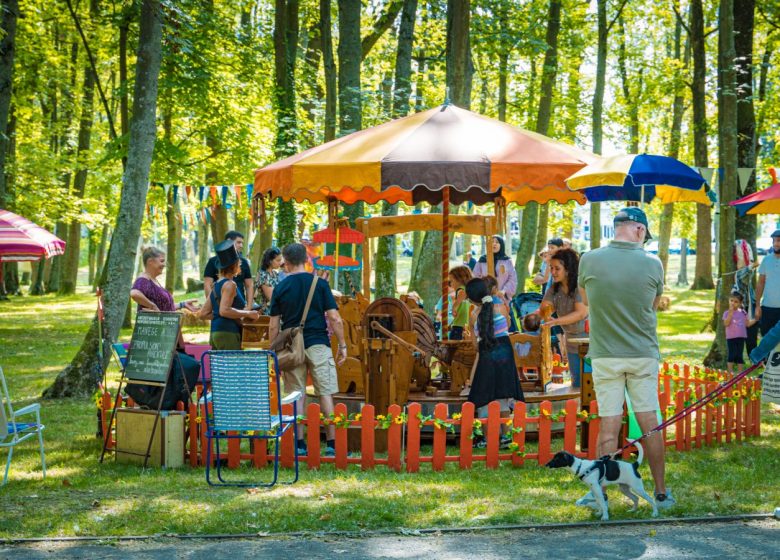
[
  {"x1": 320, "y1": 0, "x2": 337, "y2": 143},
  {"x1": 659, "y1": 15, "x2": 688, "y2": 284},
  {"x1": 516, "y1": 0, "x2": 560, "y2": 284},
  {"x1": 44, "y1": 0, "x2": 164, "y2": 398},
  {"x1": 274, "y1": 0, "x2": 300, "y2": 249},
  {"x1": 733, "y1": 0, "x2": 756, "y2": 249},
  {"x1": 0, "y1": 0, "x2": 18, "y2": 209},
  {"x1": 198, "y1": 221, "x2": 210, "y2": 274},
  {"x1": 46, "y1": 222, "x2": 68, "y2": 293},
  {"x1": 87, "y1": 233, "x2": 97, "y2": 285},
  {"x1": 703, "y1": 0, "x2": 738, "y2": 369},
  {"x1": 165, "y1": 188, "x2": 181, "y2": 292},
  {"x1": 92, "y1": 223, "x2": 108, "y2": 292},
  {"x1": 690, "y1": 0, "x2": 714, "y2": 290},
  {"x1": 375, "y1": 0, "x2": 417, "y2": 299},
  {"x1": 445, "y1": 0, "x2": 472, "y2": 109},
  {"x1": 30, "y1": 258, "x2": 46, "y2": 296}
]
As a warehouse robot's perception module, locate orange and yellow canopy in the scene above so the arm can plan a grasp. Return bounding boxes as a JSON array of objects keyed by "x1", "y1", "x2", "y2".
[{"x1": 254, "y1": 105, "x2": 598, "y2": 206}]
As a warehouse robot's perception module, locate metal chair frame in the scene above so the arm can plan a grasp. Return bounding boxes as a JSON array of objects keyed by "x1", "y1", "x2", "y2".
[
  {"x1": 0, "y1": 366, "x2": 46, "y2": 485},
  {"x1": 200, "y1": 350, "x2": 300, "y2": 487}
]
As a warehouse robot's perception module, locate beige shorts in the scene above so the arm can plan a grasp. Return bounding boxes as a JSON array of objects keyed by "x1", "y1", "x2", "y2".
[
  {"x1": 591, "y1": 357, "x2": 660, "y2": 417},
  {"x1": 282, "y1": 344, "x2": 338, "y2": 397}
]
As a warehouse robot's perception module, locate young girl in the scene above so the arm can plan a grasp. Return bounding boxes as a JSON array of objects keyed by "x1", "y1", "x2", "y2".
[
  {"x1": 464, "y1": 278, "x2": 524, "y2": 448},
  {"x1": 448, "y1": 265, "x2": 472, "y2": 340},
  {"x1": 723, "y1": 292, "x2": 751, "y2": 374}
]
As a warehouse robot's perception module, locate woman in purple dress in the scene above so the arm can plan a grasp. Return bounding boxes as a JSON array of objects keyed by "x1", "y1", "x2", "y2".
[{"x1": 130, "y1": 247, "x2": 199, "y2": 314}]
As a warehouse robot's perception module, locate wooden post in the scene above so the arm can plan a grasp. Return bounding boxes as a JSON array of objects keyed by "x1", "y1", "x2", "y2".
[
  {"x1": 432, "y1": 403, "x2": 448, "y2": 471},
  {"x1": 406, "y1": 403, "x2": 421, "y2": 473},
  {"x1": 307, "y1": 403, "x2": 321, "y2": 470},
  {"x1": 442, "y1": 186, "x2": 450, "y2": 340},
  {"x1": 280, "y1": 403, "x2": 295, "y2": 468},
  {"x1": 361, "y1": 405, "x2": 375, "y2": 471},
  {"x1": 538, "y1": 401, "x2": 553, "y2": 465},
  {"x1": 511, "y1": 401, "x2": 526, "y2": 467},
  {"x1": 361, "y1": 220, "x2": 371, "y2": 300},
  {"x1": 459, "y1": 402, "x2": 475, "y2": 470},
  {"x1": 588, "y1": 400, "x2": 600, "y2": 459},
  {"x1": 563, "y1": 399, "x2": 578, "y2": 453},
  {"x1": 387, "y1": 404, "x2": 402, "y2": 472},
  {"x1": 334, "y1": 402, "x2": 349, "y2": 469},
  {"x1": 486, "y1": 401, "x2": 501, "y2": 468}
]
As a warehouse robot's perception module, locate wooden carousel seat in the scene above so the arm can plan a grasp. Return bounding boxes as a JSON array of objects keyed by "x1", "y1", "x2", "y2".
[
  {"x1": 241, "y1": 316, "x2": 271, "y2": 349},
  {"x1": 509, "y1": 326, "x2": 552, "y2": 393}
]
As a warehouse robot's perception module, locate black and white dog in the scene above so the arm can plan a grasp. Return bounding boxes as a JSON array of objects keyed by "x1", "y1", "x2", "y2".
[{"x1": 545, "y1": 443, "x2": 658, "y2": 521}]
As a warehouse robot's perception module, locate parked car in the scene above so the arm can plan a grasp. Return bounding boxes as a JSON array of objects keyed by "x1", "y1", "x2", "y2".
[
  {"x1": 645, "y1": 240, "x2": 659, "y2": 254},
  {"x1": 757, "y1": 237, "x2": 772, "y2": 256}
]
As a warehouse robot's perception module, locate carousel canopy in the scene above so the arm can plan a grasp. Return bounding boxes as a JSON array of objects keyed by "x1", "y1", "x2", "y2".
[{"x1": 254, "y1": 104, "x2": 598, "y2": 206}]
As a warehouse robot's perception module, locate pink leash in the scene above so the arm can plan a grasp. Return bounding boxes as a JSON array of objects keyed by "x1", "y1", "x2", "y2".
[{"x1": 610, "y1": 361, "x2": 764, "y2": 459}]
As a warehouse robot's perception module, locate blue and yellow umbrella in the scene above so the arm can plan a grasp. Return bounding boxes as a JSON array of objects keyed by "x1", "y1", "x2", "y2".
[{"x1": 565, "y1": 153, "x2": 710, "y2": 205}]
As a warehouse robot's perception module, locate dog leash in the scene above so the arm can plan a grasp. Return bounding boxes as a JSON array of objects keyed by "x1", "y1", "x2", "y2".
[{"x1": 609, "y1": 360, "x2": 764, "y2": 459}]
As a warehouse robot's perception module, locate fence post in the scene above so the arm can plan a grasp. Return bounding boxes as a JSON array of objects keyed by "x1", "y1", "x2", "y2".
[
  {"x1": 659, "y1": 390, "x2": 669, "y2": 445},
  {"x1": 715, "y1": 393, "x2": 724, "y2": 444},
  {"x1": 537, "y1": 401, "x2": 553, "y2": 465},
  {"x1": 307, "y1": 403, "x2": 321, "y2": 470},
  {"x1": 432, "y1": 403, "x2": 448, "y2": 472},
  {"x1": 512, "y1": 401, "x2": 526, "y2": 467},
  {"x1": 459, "y1": 402, "x2": 475, "y2": 470},
  {"x1": 406, "y1": 403, "x2": 421, "y2": 473},
  {"x1": 684, "y1": 389, "x2": 692, "y2": 452},
  {"x1": 486, "y1": 401, "x2": 501, "y2": 469},
  {"x1": 735, "y1": 384, "x2": 743, "y2": 443},
  {"x1": 675, "y1": 391, "x2": 685, "y2": 452},
  {"x1": 361, "y1": 405, "x2": 375, "y2": 471},
  {"x1": 754, "y1": 379, "x2": 762, "y2": 437},
  {"x1": 387, "y1": 404, "x2": 403, "y2": 472},
  {"x1": 189, "y1": 401, "x2": 199, "y2": 467},
  {"x1": 694, "y1": 385, "x2": 703, "y2": 449},
  {"x1": 334, "y1": 403, "x2": 349, "y2": 470},
  {"x1": 683, "y1": 364, "x2": 691, "y2": 392},
  {"x1": 563, "y1": 399, "x2": 578, "y2": 453},
  {"x1": 204, "y1": 401, "x2": 214, "y2": 466},
  {"x1": 280, "y1": 403, "x2": 295, "y2": 468},
  {"x1": 587, "y1": 401, "x2": 599, "y2": 459}
]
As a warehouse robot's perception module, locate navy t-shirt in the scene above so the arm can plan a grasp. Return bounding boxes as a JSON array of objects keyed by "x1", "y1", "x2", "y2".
[
  {"x1": 269, "y1": 272, "x2": 337, "y2": 348},
  {"x1": 204, "y1": 255, "x2": 252, "y2": 302}
]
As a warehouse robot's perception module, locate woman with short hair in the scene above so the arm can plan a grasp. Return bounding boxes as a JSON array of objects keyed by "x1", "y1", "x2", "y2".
[{"x1": 130, "y1": 247, "x2": 198, "y2": 314}]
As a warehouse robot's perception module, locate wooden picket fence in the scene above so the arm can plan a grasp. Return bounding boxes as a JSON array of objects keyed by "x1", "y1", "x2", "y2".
[{"x1": 99, "y1": 362, "x2": 763, "y2": 472}]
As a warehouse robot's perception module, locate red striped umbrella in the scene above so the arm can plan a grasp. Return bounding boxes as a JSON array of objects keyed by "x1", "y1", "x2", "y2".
[{"x1": 0, "y1": 209, "x2": 66, "y2": 262}]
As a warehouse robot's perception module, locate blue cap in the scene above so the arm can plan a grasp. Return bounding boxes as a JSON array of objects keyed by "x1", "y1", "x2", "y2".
[{"x1": 614, "y1": 207, "x2": 652, "y2": 242}]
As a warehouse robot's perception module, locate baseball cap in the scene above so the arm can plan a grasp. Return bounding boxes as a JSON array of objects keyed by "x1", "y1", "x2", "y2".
[
  {"x1": 614, "y1": 207, "x2": 652, "y2": 242},
  {"x1": 547, "y1": 237, "x2": 564, "y2": 247},
  {"x1": 771, "y1": 230, "x2": 780, "y2": 238}
]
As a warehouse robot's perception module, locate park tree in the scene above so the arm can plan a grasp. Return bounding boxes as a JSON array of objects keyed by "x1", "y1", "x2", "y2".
[
  {"x1": 704, "y1": 0, "x2": 739, "y2": 368},
  {"x1": 45, "y1": 0, "x2": 164, "y2": 397}
]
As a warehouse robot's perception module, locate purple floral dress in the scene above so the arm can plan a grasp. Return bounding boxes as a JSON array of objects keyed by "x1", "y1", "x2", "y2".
[{"x1": 132, "y1": 276, "x2": 175, "y2": 312}]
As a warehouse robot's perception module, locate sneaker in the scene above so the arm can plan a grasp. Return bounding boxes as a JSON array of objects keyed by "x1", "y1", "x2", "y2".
[
  {"x1": 295, "y1": 445, "x2": 308, "y2": 456},
  {"x1": 499, "y1": 435, "x2": 512, "y2": 450},
  {"x1": 655, "y1": 489, "x2": 676, "y2": 510},
  {"x1": 472, "y1": 437, "x2": 487, "y2": 449},
  {"x1": 323, "y1": 446, "x2": 336, "y2": 457},
  {"x1": 576, "y1": 490, "x2": 606, "y2": 510}
]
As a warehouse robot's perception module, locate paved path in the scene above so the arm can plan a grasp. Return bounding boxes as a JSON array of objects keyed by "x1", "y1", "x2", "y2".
[{"x1": 2, "y1": 519, "x2": 779, "y2": 559}]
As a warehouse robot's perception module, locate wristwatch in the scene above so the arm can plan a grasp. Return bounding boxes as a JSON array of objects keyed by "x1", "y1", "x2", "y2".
[{"x1": 338, "y1": 344, "x2": 347, "y2": 350}]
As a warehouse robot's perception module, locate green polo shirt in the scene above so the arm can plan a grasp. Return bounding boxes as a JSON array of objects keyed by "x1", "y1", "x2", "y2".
[{"x1": 578, "y1": 240, "x2": 664, "y2": 360}]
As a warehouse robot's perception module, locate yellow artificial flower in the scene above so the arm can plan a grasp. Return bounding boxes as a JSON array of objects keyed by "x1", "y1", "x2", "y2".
[
  {"x1": 376, "y1": 414, "x2": 386, "y2": 421},
  {"x1": 452, "y1": 413, "x2": 462, "y2": 421},
  {"x1": 394, "y1": 416, "x2": 404, "y2": 425},
  {"x1": 354, "y1": 413, "x2": 362, "y2": 422}
]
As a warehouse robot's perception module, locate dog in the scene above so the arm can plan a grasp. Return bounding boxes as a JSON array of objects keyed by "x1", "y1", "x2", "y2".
[{"x1": 545, "y1": 443, "x2": 658, "y2": 521}]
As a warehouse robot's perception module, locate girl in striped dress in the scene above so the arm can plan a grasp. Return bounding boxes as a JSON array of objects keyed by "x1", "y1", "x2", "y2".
[{"x1": 464, "y1": 278, "x2": 524, "y2": 446}]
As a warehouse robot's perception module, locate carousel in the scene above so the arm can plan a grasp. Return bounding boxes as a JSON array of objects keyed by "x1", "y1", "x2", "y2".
[{"x1": 248, "y1": 103, "x2": 602, "y2": 426}]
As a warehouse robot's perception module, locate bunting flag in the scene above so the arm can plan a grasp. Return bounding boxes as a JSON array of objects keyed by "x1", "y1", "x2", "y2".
[
  {"x1": 246, "y1": 184, "x2": 253, "y2": 203},
  {"x1": 234, "y1": 185, "x2": 243, "y2": 206},
  {"x1": 199, "y1": 186, "x2": 205, "y2": 202},
  {"x1": 737, "y1": 168, "x2": 755, "y2": 194},
  {"x1": 205, "y1": 208, "x2": 212, "y2": 224},
  {"x1": 209, "y1": 186, "x2": 217, "y2": 205},
  {"x1": 172, "y1": 185, "x2": 179, "y2": 202},
  {"x1": 185, "y1": 185, "x2": 192, "y2": 200},
  {"x1": 221, "y1": 186, "x2": 229, "y2": 206},
  {"x1": 697, "y1": 167, "x2": 716, "y2": 188}
]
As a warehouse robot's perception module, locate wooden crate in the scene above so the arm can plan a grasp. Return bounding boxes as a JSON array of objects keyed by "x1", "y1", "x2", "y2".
[{"x1": 115, "y1": 408, "x2": 185, "y2": 468}]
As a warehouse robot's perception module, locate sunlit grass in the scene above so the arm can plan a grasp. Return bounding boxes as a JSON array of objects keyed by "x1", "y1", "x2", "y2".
[{"x1": 0, "y1": 279, "x2": 778, "y2": 538}]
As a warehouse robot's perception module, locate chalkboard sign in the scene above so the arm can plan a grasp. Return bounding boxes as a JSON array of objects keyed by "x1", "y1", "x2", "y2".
[{"x1": 125, "y1": 312, "x2": 182, "y2": 384}]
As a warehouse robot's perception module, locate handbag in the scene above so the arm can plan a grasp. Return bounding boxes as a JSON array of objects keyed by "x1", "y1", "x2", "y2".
[{"x1": 270, "y1": 274, "x2": 319, "y2": 370}]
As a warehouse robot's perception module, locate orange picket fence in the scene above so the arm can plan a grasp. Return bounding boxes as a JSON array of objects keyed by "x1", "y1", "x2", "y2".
[{"x1": 99, "y1": 362, "x2": 763, "y2": 472}]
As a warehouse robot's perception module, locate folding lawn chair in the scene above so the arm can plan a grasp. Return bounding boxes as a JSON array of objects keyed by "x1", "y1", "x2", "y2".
[
  {"x1": 200, "y1": 350, "x2": 300, "y2": 487},
  {"x1": 0, "y1": 366, "x2": 46, "y2": 485}
]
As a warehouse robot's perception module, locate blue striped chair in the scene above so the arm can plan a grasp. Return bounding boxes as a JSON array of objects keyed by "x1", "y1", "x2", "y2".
[
  {"x1": 1, "y1": 366, "x2": 46, "y2": 485},
  {"x1": 200, "y1": 350, "x2": 300, "y2": 487}
]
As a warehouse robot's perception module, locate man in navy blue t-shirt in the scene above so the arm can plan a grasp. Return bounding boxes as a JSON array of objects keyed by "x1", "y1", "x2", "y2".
[
  {"x1": 203, "y1": 230, "x2": 254, "y2": 308},
  {"x1": 269, "y1": 243, "x2": 347, "y2": 457}
]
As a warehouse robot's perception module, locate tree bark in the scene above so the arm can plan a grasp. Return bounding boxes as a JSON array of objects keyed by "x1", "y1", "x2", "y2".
[
  {"x1": 516, "y1": 0, "x2": 560, "y2": 283},
  {"x1": 445, "y1": 0, "x2": 472, "y2": 109},
  {"x1": 60, "y1": 0, "x2": 100, "y2": 295},
  {"x1": 320, "y1": 0, "x2": 337, "y2": 142},
  {"x1": 45, "y1": 0, "x2": 164, "y2": 398},
  {"x1": 690, "y1": 0, "x2": 714, "y2": 290},
  {"x1": 375, "y1": 0, "x2": 417, "y2": 299},
  {"x1": 0, "y1": 0, "x2": 18, "y2": 209},
  {"x1": 274, "y1": 0, "x2": 300, "y2": 248},
  {"x1": 703, "y1": 0, "x2": 738, "y2": 369},
  {"x1": 733, "y1": 0, "x2": 756, "y2": 248}
]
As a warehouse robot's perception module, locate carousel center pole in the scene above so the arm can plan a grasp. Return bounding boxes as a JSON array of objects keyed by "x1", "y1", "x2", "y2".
[{"x1": 442, "y1": 186, "x2": 450, "y2": 341}]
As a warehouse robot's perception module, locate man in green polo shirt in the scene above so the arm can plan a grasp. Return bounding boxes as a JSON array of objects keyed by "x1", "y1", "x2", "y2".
[{"x1": 577, "y1": 207, "x2": 675, "y2": 511}]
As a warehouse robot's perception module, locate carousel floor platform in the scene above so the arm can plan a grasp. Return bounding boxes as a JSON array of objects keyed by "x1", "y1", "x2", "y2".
[{"x1": 331, "y1": 383, "x2": 581, "y2": 407}]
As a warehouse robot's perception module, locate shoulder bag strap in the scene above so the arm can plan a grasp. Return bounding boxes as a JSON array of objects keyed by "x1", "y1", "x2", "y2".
[{"x1": 299, "y1": 274, "x2": 319, "y2": 328}]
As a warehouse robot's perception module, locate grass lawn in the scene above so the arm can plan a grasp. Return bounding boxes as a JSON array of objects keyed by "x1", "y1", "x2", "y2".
[{"x1": 0, "y1": 282, "x2": 779, "y2": 538}]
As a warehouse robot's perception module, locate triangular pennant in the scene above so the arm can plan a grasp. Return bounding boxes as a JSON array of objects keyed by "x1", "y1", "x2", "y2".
[
  {"x1": 172, "y1": 185, "x2": 179, "y2": 202},
  {"x1": 698, "y1": 167, "x2": 715, "y2": 187},
  {"x1": 221, "y1": 185, "x2": 229, "y2": 206},
  {"x1": 246, "y1": 184, "x2": 253, "y2": 202},
  {"x1": 234, "y1": 185, "x2": 243, "y2": 206},
  {"x1": 198, "y1": 186, "x2": 205, "y2": 202},
  {"x1": 737, "y1": 168, "x2": 754, "y2": 194},
  {"x1": 185, "y1": 185, "x2": 191, "y2": 201},
  {"x1": 210, "y1": 186, "x2": 218, "y2": 206},
  {"x1": 163, "y1": 184, "x2": 170, "y2": 196}
]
